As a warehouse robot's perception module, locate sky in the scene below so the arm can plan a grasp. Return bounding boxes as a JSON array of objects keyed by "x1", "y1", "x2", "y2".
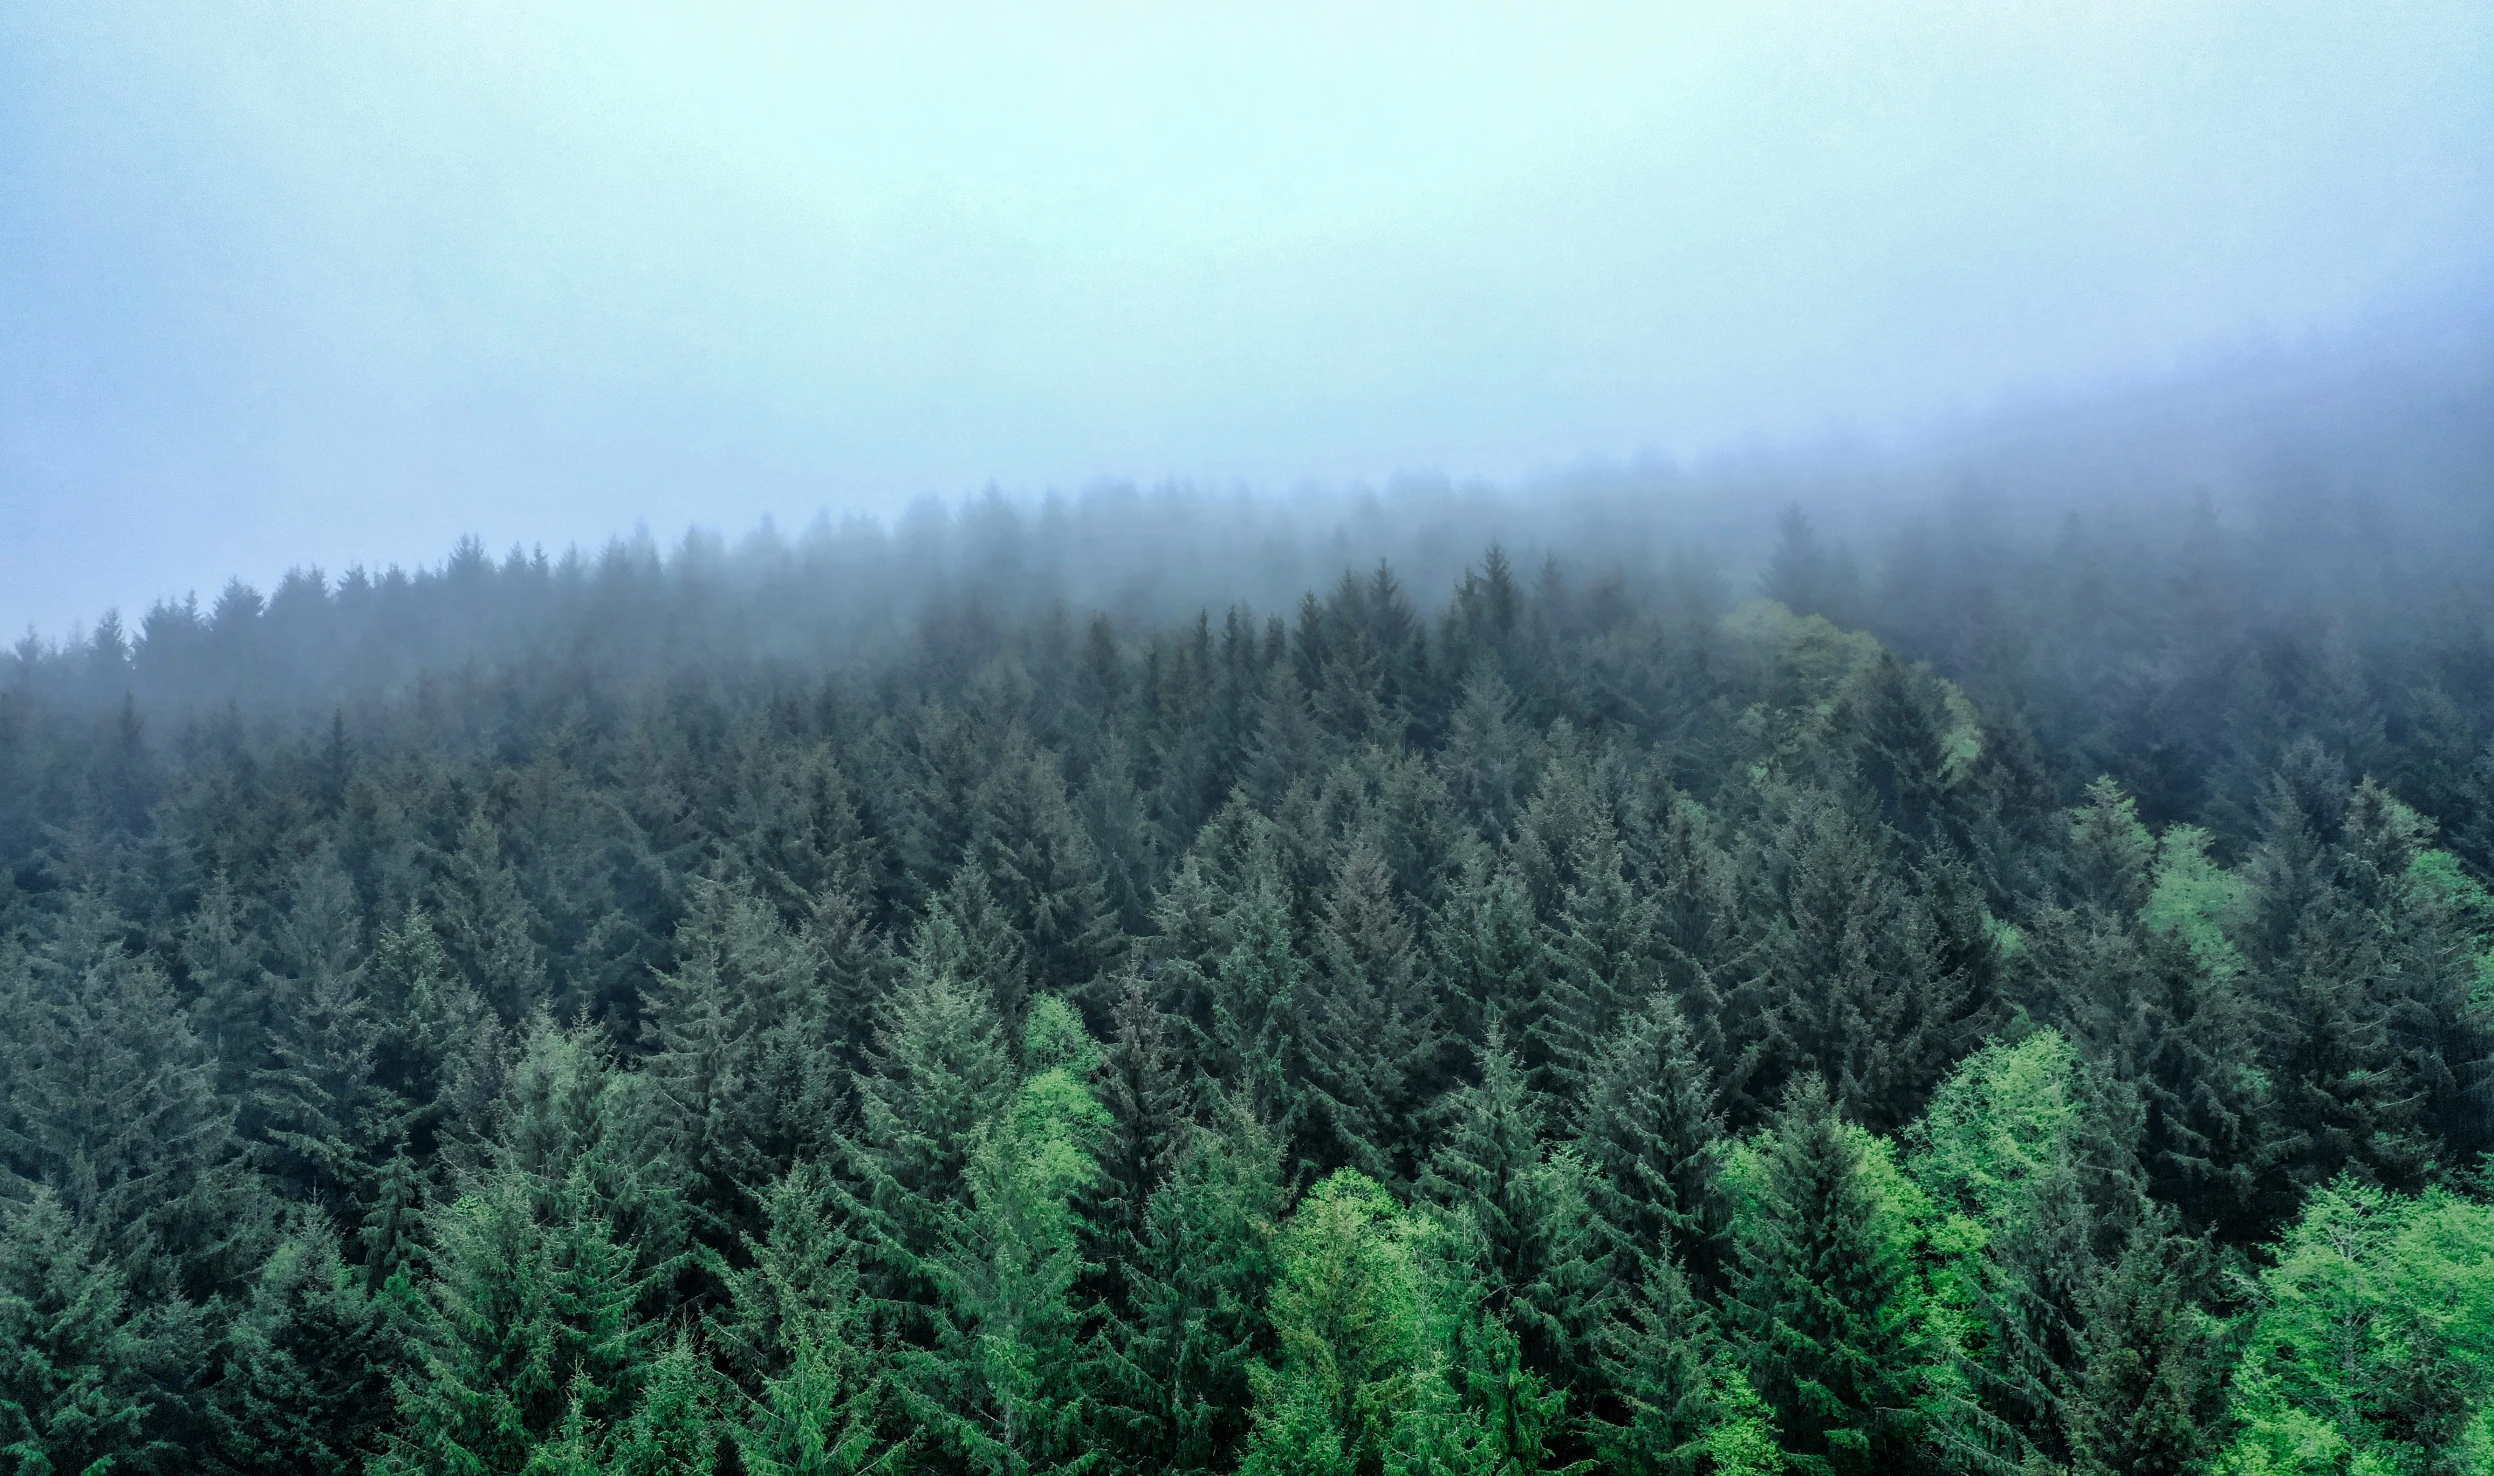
[{"x1": 3, "y1": 2, "x2": 2490, "y2": 639}]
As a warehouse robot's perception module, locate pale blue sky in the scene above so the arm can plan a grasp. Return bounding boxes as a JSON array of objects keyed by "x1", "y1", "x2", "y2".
[{"x1": 4, "y1": 2, "x2": 2490, "y2": 637}]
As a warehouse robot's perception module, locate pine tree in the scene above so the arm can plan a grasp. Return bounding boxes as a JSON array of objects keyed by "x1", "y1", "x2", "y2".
[
  {"x1": 1439, "y1": 670, "x2": 1533, "y2": 844},
  {"x1": 801, "y1": 881, "x2": 893, "y2": 1079},
  {"x1": 1840, "y1": 650, "x2": 1958, "y2": 849},
  {"x1": 367, "y1": 907, "x2": 497, "y2": 1162},
  {"x1": 1909, "y1": 1031, "x2": 2143, "y2": 1471},
  {"x1": 2249, "y1": 774, "x2": 2429, "y2": 1202},
  {"x1": 914, "y1": 866, "x2": 1035, "y2": 1046}
]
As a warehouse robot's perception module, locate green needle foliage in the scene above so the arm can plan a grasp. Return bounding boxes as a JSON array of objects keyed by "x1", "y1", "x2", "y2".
[{"x1": 4, "y1": 508, "x2": 2494, "y2": 1472}]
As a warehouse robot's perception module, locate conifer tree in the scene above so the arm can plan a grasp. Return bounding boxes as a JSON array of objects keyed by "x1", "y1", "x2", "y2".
[
  {"x1": 2061, "y1": 777, "x2": 2157, "y2": 918},
  {"x1": 2063, "y1": 1211, "x2": 2222, "y2": 1476},
  {"x1": 896, "y1": 1000, "x2": 1105, "y2": 1475},
  {"x1": 253, "y1": 850, "x2": 398, "y2": 1216},
  {"x1": 1300, "y1": 842, "x2": 1430, "y2": 1183},
  {"x1": 1532, "y1": 816, "x2": 1658, "y2": 1123},
  {"x1": 1085, "y1": 1100, "x2": 1282, "y2": 1476},
  {"x1": 1206, "y1": 844, "x2": 1310, "y2": 1164},
  {"x1": 706, "y1": 1164, "x2": 898, "y2": 1473},
  {"x1": 1419, "y1": 1031, "x2": 1601, "y2": 1388},
  {"x1": 367, "y1": 907, "x2": 497, "y2": 1162},
  {"x1": 1588, "y1": 1251, "x2": 1783, "y2": 1476},
  {"x1": 1576, "y1": 989, "x2": 1724, "y2": 1290},
  {"x1": 603, "y1": 1331, "x2": 725, "y2": 1476},
  {"x1": 0, "y1": 1189, "x2": 167, "y2": 1476},
  {"x1": 1726, "y1": 1075, "x2": 1936, "y2": 1475},
  {"x1": 800, "y1": 880, "x2": 895, "y2": 1079},
  {"x1": 383, "y1": 1165, "x2": 652, "y2": 1475},
  {"x1": 915, "y1": 866, "x2": 1035, "y2": 1045},
  {"x1": 1735, "y1": 786, "x2": 1980, "y2": 1131},
  {"x1": 1431, "y1": 850, "x2": 1548, "y2": 1057},
  {"x1": 2248, "y1": 774, "x2": 2429, "y2": 1202},
  {"x1": 433, "y1": 811, "x2": 548, "y2": 1024},
  {"x1": 183, "y1": 868, "x2": 271, "y2": 1099},
  {"x1": 1239, "y1": 1170, "x2": 1425, "y2": 1476},
  {"x1": 207, "y1": 1219, "x2": 396, "y2": 1474},
  {"x1": 640, "y1": 874, "x2": 831, "y2": 1245},
  {"x1": 1081, "y1": 978, "x2": 1196, "y2": 1315},
  {"x1": 843, "y1": 952, "x2": 1015, "y2": 1290},
  {"x1": 1439, "y1": 669, "x2": 1533, "y2": 843},
  {"x1": 0, "y1": 933, "x2": 261, "y2": 1304},
  {"x1": 970, "y1": 735, "x2": 1124, "y2": 1011}
]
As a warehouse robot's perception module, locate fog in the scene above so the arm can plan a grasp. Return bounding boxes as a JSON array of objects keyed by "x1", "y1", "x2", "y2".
[{"x1": 6, "y1": 2, "x2": 2491, "y2": 639}]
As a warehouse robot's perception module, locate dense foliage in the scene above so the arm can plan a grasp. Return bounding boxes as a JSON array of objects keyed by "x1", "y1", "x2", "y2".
[{"x1": 3, "y1": 481, "x2": 2493, "y2": 1473}]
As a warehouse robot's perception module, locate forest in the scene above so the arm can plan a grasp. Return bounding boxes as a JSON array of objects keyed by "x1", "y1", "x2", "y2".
[{"x1": 3, "y1": 458, "x2": 2494, "y2": 1474}]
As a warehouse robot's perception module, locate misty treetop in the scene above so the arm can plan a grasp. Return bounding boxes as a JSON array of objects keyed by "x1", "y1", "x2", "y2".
[{"x1": 3, "y1": 484, "x2": 2494, "y2": 1473}]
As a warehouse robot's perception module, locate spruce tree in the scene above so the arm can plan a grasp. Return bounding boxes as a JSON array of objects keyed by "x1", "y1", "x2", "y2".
[
  {"x1": 639, "y1": 874, "x2": 832, "y2": 1246},
  {"x1": 1588, "y1": 1252, "x2": 1782, "y2": 1476},
  {"x1": 1300, "y1": 842, "x2": 1431, "y2": 1184},
  {"x1": 1081, "y1": 978, "x2": 1195, "y2": 1318},
  {"x1": 1205, "y1": 844, "x2": 1310, "y2": 1165},
  {"x1": 1532, "y1": 816, "x2": 1658, "y2": 1125},
  {"x1": 432, "y1": 811, "x2": 547, "y2": 1024},
  {"x1": 842, "y1": 952, "x2": 1014, "y2": 1292},
  {"x1": 0, "y1": 933, "x2": 261, "y2": 1305},
  {"x1": 1575, "y1": 989, "x2": 1724, "y2": 1291},
  {"x1": 383, "y1": 1165, "x2": 651, "y2": 1475},
  {"x1": 895, "y1": 1002, "x2": 1105, "y2": 1475},
  {"x1": 0, "y1": 1189, "x2": 167, "y2": 1476},
  {"x1": 1086, "y1": 1101, "x2": 1282, "y2": 1476},
  {"x1": 1418, "y1": 1031, "x2": 1601, "y2": 1390},
  {"x1": 970, "y1": 735, "x2": 1124, "y2": 1012},
  {"x1": 1726, "y1": 1075, "x2": 1935, "y2": 1475},
  {"x1": 207, "y1": 1219, "x2": 396, "y2": 1474},
  {"x1": 253, "y1": 849, "x2": 398, "y2": 1216}
]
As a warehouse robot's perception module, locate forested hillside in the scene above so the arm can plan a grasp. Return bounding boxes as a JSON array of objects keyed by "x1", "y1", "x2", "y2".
[{"x1": 4, "y1": 479, "x2": 2493, "y2": 1473}]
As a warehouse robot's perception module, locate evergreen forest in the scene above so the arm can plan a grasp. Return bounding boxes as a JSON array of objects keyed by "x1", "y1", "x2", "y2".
[{"x1": 5, "y1": 464, "x2": 2494, "y2": 1475}]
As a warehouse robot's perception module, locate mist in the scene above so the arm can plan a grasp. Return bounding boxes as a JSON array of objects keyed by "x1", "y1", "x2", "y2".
[{"x1": 7, "y1": 2, "x2": 2491, "y2": 638}]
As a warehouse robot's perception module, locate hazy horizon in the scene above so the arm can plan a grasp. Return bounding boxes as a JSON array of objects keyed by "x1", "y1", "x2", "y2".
[{"x1": 7, "y1": 3, "x2": 2492, "y2": 637}]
